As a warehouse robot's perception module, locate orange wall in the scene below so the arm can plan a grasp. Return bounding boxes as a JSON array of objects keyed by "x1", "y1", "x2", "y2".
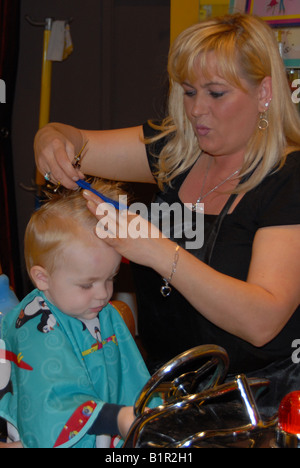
[{"x1": 170, "y1": 0, "x2": 230, "y2": 43}]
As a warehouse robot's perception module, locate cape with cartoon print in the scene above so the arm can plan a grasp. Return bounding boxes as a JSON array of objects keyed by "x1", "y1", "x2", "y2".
[{"x1": 0, "y1": 289, "x2": 153, "y2": 448}]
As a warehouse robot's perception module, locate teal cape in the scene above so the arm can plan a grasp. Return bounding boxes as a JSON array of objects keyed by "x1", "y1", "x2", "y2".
[{"x1": 0, "y1": 289, "x2": 155, "y2": 448}]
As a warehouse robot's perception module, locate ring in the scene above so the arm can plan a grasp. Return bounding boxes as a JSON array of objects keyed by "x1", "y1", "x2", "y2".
[{"x1": 44, "y1": 172, "x2": 51, "y2": 182}]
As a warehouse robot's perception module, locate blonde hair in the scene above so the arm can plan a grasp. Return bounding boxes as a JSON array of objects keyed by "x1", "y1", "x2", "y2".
[
  {"x1": 25, "y1": 179, "x2": 125, "y2": 277},
  {"x1": 147, "y1": 13, "x2": 300, "y2": 192}
]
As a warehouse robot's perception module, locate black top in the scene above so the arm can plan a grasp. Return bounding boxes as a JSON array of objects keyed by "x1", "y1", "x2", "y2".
[{"x1": 131, "y1": 122, "x2": 300, "y2": 375}]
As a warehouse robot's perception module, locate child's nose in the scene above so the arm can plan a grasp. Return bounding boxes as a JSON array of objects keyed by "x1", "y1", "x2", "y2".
[{"x1": 94, "y1": 284, "x2": 109, "y2": 301}]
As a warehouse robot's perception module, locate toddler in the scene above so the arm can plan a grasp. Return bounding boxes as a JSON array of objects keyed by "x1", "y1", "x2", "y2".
[{"x1": 0, "y1": 180, "x2": 155, "y2": 448}]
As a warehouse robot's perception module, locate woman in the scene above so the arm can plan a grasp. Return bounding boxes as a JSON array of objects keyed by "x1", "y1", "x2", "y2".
[{"x1": 34, "y1": 13, "x2": 300, "y2": 413}]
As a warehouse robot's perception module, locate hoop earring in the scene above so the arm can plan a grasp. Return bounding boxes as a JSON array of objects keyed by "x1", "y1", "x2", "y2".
[{"x1": 258, "y1": 112, "x2": 269, "y2": 130}]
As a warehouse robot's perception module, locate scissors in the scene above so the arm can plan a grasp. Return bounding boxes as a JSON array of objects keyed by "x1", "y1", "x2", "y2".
[
  {"x1": 76, "y1": 179, "x2": 127, "y2": 211},
  {"x1": 72, "y1": 140, "x2": 89, "y2": 169}
]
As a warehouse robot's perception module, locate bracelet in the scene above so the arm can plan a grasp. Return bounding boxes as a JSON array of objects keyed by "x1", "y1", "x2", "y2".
[{"x1": 160, "y1": 244, "x2": 180, "y2": 297}]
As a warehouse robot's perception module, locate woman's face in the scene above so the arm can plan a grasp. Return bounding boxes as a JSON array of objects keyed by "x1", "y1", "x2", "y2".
[{"x1": 182, "y1": 53, "x2": 265, "y2": 160}]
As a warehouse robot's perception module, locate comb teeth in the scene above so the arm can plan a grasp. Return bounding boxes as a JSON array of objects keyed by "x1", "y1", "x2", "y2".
[{"x1": 76, "y1": 179, "x2": 127, "y2": 211}]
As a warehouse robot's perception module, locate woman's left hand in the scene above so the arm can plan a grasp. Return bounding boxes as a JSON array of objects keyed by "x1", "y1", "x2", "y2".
[{"x1": 83, "y1": 190, "x2": 168, "y2": 268}]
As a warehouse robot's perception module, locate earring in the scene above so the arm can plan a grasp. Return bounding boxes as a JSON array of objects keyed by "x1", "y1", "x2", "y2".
[{"x1": 258, "y1": 102, "x2": 270, "y2": 130}]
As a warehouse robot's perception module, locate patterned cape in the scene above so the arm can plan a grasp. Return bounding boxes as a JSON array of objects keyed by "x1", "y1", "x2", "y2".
[{"x1": 0, "y1": 289, "x2": 155, "y2": 448}]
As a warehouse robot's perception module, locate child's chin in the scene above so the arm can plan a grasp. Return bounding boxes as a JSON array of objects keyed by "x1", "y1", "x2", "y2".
[{"x1": 86, "y1": 306, "x2": 105, "y2": 317}]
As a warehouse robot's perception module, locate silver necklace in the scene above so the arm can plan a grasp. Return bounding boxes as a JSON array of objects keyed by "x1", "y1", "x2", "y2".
[{"x1": 192, "y1": 160, "x2": 240, "y2": 212}]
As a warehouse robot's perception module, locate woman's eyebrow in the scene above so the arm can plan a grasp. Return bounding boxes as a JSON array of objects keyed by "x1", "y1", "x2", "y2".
[
  {"x1": 182, "y1": 81, "x2": 194, "y2": 87},
  {"x1": 182, "y1": 80, "x2": 226, "y2": 88}
]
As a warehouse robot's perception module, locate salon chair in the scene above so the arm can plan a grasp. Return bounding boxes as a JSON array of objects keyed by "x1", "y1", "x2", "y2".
[{"x1": 111, "y1": 300, "x2": 136, "y2": 338}]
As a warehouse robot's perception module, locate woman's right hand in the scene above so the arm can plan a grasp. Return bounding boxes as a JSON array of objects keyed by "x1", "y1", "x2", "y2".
[{"x1": 34, "y1": 123, "x2": 85, "y2": 190}]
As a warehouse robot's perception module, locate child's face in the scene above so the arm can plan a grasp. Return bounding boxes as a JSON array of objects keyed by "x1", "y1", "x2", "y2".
[{"x1": 44, "y1": 236, "x2": 121, "y2": 321}]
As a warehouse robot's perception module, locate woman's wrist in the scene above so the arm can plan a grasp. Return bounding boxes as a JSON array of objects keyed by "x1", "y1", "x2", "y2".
[
  {"x1": 145, "y1": 236, "x2": 180, "y2": 279},
  {"x1": 160, "y1": 244, "x2": 180, "y2": 297}
]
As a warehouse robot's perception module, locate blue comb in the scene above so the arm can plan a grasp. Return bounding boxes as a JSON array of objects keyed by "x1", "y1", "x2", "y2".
[{"x1": 76, "y1": 179, "x2": 127, "y2": 211}]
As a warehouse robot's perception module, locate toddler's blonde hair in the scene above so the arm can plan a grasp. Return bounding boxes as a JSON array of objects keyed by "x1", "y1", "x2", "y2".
[{"x1": 25, "y1": 179, "x2": 126, "y2": 277}]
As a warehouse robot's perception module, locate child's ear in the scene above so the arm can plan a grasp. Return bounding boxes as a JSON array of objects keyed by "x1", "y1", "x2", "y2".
[{"x1": 30, "y1": 266, "x2": 50, "y2": 291}]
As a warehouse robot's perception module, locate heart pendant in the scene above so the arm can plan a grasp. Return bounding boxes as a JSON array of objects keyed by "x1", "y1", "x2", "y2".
[{"x1": 160, "y1": 284, "x2": 172, "y2": 297}]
